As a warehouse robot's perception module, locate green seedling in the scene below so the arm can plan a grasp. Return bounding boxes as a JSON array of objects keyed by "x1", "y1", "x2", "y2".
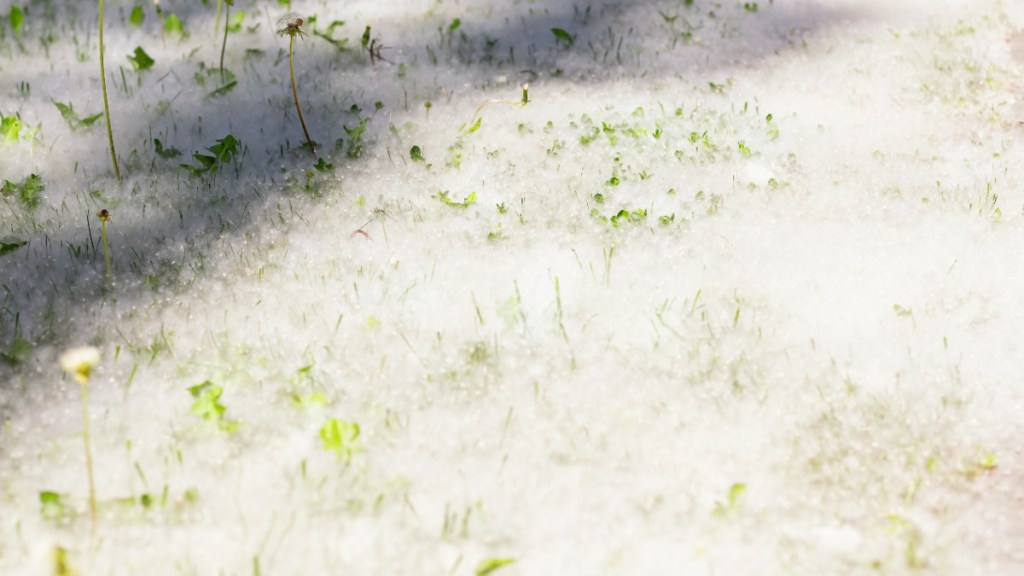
[
  {"x1": 475, "y1": 558, "x2": 516, "y2": 576},
  {"x1": 434, "y1": 190, "x2": 477, "y2": 208},
  {"x1": 180, "y1": 134, "x2": 239, "y2": 175},
  {"x1": 0, "y1": 236, "x2": 27, "y2": 257},
  {"x1": 97, "y1": 209, "x2": 112, "y2": 279},
  {"x1": 610, "y1": 208, "x2": 646, "y2": 227},
  {"x1": 39, "y1": 491, "x2": 68, "y2": 522},
  {"x1": 129, "y1": 5, "x2": 144, "y2": 26},
  {"x1": 712, "y1": 483, "x2": 746, "y2": 518},
  {"x1": 551, "y1": 27, "x2": 574, "y2": 48},
  {"x1": 164, "y1": 13, "x2": 185, "y2": 38},
  {"x1": 54, "y1": 102, "x2": 103, "y2": 131},
  {"x1": 98, "y1": 0, "x2": 121, "y2": 181},
  {"x1": 127, "y1": 46, "x2": 155, "y2": 71},
  {"x1": 1, "y1": 336, "x2": 31, "y2": 366},
  {"x1": 9, "y1": 5, "x2": 23, "y2": 36},
  {"x1": 1, "y1": 173, "x2": 43, "y2": 208},
  {"x1": 320, "y1": 418, "x2": 360, "y2": 462},
  {"x1": 52, "y1": 546, "x2": 77, "y2": 576},
  {"x1": 59, "y1": 346, "x2": 101, "y2": 537},
  {"x1": 341, "y1": 117, "x2": 368, "y2": 159},
  {"x1": 188, "y1": 381, "x2": 241, "y2": 433},
  {"x1": 409, "y1": 145, "x2": 426, "y2": 163},
  {"x1": 1, "y1": 113, "x2": 22, "y2": 142},
  {"x1": 154, "y1": 138, "x2": 181, "y2": 158},
  {"x1": 277, "y1": 15, "x2": 317, "y2": 159},
  {"x1": 311, "y1": 19, "x2": 347, "y2": 51},
  {"x1": 470, "y1": 83, "x2": 529, "y2": 123},
  {"x1": 360, "y1": 26, "x2": 392, "y2": 65}
]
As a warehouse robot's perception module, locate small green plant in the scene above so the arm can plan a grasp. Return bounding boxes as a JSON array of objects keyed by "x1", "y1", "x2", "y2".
[
  {"x1": 154, "y1": 138, "x2": 181, "y2": 158},
  {"x1": 551, "y1": 27, "x2": 574, "y2": 48},
  {"x1": 188, "y1": 381, "x2": 241, "y2": 432},
  {"x1": 127, "y1": 46, "x2": 155, "y2": 71},
  {"x1": 277, "y1": 15, "x2": 317, "y2": 159},
  {"x1": 475, "y1": 557, "x2": 516, "y2": 576},
  {"x1": 1, "y1": 173, "x2": 43, "y2": 208},
  {"x1": 39, "y1": 491, "x2": 68, "y2": 522},
  {"x1": 0, "y1": 113, "x2": 22, "y2": 142},
  {"x1": 97, "y1": 209, "x2": 112, "y2": 279},
  {"x1": 180, "y1": 134, "x2": 239, "y2": 175},
  {"x1": 54, "y1": 102, "x2": 103, "y2": 131},
  {"x1": 340, "y1": 117, "x2": 369, "y2": 159},
  {"x1": 98, "y1": 0, "x2": 121, "y2": 181},
  {"x1": 163, "y1": 13, "x2": 185, "y2": 38},
  {"x1": 129, "y1": 5, "x2": 144, "y2": 26},
  {"x1": 58, "y1": 346, "x2": 101, "y2": 536},
  {"x1": 712, "y1": 482, "x2": 746, "y2": 518},
  {"x1": 8, "y1": 5, "x2": 23, "y2": 36},
  {"x1": 320, "y1": 418, "x2": 360, "y2": 461},
  {"x1": 434, "y1": 190, "x2": 477, "y2": 208},
  {"x1": 409, "y1": 145, "x2": 426, "y2": 163}
]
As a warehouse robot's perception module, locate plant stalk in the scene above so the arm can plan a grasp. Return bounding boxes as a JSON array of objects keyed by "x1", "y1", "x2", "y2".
[
  {"x1": 99, "y1": 216, "x2": 111, "y2": 279},
  {"x1": 80, "y1": 381, "x2": 97, "y2": 536},
  {"x1": 219, "y1": 2, "x2": 229, "y2": 82},
  {"x1": 214, "y1": 0, "x2": 222, "y2": 46},
  {"x1": 289, "y1": 37, "x2": 316, "y2": 158},
  {"x1": 98, "y1": 0, "x2": 120, "y2": 181}
]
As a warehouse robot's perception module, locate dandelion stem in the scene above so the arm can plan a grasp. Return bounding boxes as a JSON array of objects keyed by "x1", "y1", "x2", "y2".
[
  {"x1": 98, "y1": 0, "x2": 121, "y2": 181},
  {"x1": 288, "y1": 36, "x2": 316, "y2": 158},
  {"x1": 80, "y1": 380, "x2": 97, "y2": 536},
  {"x1": 219, "y1": 2, "x2": 229, "y2": 83},
  {"x1": 214, "y1": 0, "x2": 222, "y2": 46},
  {"x1": 98, "y1": 210, "x2": 112, "y2": 280}
]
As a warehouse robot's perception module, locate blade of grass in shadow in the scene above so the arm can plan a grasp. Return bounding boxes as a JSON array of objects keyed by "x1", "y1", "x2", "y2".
[{"x1": 98, "y1": 0, "x2": 121, "y2": 181}]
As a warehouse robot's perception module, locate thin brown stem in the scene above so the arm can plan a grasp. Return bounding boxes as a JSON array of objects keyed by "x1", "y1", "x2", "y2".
[{"x1": 289, "y1": 36, "x2": 316, "y2": 158}]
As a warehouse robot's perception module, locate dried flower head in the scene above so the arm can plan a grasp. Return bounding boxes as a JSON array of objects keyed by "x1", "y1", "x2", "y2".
[
  {"x1": 59, "y1": 346, "x2": 101, "y2": 384},
  {"x1": 276, "y1": 15, "x2": 307, "y2": 39},
  {"x1": 97, "y1": 209, "x2": 110, "y2": 222}
]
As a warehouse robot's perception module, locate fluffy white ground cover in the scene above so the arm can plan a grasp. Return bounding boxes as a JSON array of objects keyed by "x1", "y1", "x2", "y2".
[{"x1": 1, "y1": 0, "x2": 1023, "y2": 573}]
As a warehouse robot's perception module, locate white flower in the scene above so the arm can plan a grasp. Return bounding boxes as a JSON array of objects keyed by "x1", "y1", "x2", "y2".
[{"x1": 59, "y1": 346, "x2": 101, "y2": 384}]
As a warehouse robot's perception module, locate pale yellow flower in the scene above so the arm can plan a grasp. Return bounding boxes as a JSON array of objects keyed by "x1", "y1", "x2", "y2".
[{"x1": 59, "y1": 346, "x2": 101, "y2": 384}]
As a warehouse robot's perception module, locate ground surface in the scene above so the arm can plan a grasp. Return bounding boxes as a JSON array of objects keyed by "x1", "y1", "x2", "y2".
[{"x1": 1, "y1": 0, "x2": 1023, "y2": 574}]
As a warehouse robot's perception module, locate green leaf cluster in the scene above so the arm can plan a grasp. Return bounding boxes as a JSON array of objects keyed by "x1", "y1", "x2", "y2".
[
  {"x1": 342, "y1": 118, "x2": 369, "y2": 159},
  {"x1": 181, "y1": 134, "x2": 240, "y2": 176},
  {"x1": 127, "y1": 46, "x2": 155, "y2": 71},
  {"x1": 1, "y1": 114, "x2": 22, "y2": 142},
  {"x1": 434, "y1": 190, "x2": 477, "y2": 208},
  {"x1": 54, "y1": 102, "x2": 103, "y2": 131},
  {"x1": 320, "y1": 418, "x2": 360, "y2": 461},
  {"x1": 1, "y1": 173, "x2": 43, "y2": 208},
  {"x1": 188, "y1": 381, "x2": 241, "y2": 433}
]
